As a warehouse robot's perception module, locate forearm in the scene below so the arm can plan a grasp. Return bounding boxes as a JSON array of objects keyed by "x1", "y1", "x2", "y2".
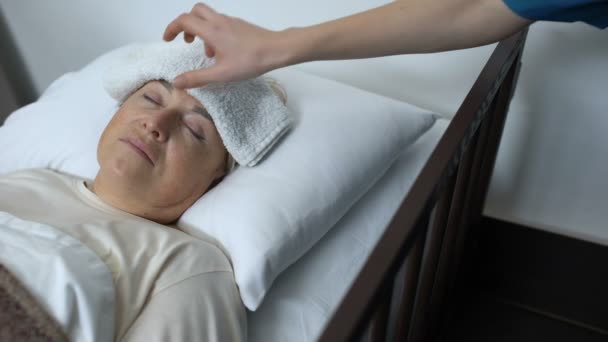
[{"x1": 275, "y1": 0, "x2": 531, "y2": 66}]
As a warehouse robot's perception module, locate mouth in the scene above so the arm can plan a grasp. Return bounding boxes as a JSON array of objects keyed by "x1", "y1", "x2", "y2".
[{"x1": 120, "y1": 137, "x2": 155, "y2": 166}]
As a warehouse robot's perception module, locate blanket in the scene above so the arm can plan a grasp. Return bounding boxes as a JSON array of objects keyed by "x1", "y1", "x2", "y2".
[
  {"x1": 0, "y1": 212, "x2": 116, "y2": 342},
  {"x1": 0, "y1": 263, "x2": 68, "y2": 342}
]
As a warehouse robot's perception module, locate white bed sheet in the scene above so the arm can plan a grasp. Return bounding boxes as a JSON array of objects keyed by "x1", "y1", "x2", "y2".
[{"x1": 248, "y1": 119, "x2": 449, "y2": 342}]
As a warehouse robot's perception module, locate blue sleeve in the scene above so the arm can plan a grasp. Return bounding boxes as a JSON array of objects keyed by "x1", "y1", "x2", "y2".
[{"x1": 502, "y1": 0, "x2": 608, "y2": 29}]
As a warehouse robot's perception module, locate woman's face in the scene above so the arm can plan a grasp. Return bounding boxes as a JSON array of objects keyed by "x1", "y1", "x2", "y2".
[{"x1": 95, "y1": 80, "x2": 227, "y2": 223}]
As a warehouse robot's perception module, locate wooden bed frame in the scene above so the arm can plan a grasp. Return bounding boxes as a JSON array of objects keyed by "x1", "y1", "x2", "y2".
[{"x1": 320, "y1": 29, "x2": 528, "y2": 342}]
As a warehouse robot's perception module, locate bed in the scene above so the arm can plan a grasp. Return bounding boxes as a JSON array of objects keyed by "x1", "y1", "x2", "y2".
[
  {"x1": 247, "y1": 118, "x2": 450, "y2": 341},
  {"x1": 0, "y1": 1, "x2": 529, "y2": 341},
  {"x1": 0, "y1": 37, "x2": 525, "y2": 342},
  {"x1": 318, "y1": 32, "x2": 526, "y2": 341}
]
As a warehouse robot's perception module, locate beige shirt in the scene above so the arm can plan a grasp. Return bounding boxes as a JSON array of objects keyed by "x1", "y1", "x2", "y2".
[{"x1": 0, "y1": 168, "x2": 246, "y2": 342}]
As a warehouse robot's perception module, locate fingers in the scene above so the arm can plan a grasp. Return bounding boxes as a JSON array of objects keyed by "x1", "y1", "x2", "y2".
[
  {"x1": 191, "y1": 2, "x2": 218, "y2": 19},
  {"x1": 163, "y1": 13, "x2": 186, "y2": 41},
  {"x1": 173, "y1": 67, "x2": 224, "y2": 89},
  {"x1": 184, "y1": 32, "x2": 195, "y2": 43},
  {"x1": 164, "y1": 13, "x2": 203, "y2": 41},
  {"x1": 163, "y1": 2, "x2": 219, "y2": 42}
]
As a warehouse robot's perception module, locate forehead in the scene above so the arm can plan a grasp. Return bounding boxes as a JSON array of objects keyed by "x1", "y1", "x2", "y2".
[
  {"x1": 140, "y1": 80, "x2": 214, "y2": 124},
  {"x1": 155, "y1": 79, "x2": 176, "y2": 93}
]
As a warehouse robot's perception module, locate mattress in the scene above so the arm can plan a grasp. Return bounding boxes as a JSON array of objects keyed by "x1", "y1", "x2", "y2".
[
  {"x1": 484, "y1": 22, "x2": 608, "y2": 246},
  {"x1": 248, "y1": 119, "x2": 449, "y2": 342}
]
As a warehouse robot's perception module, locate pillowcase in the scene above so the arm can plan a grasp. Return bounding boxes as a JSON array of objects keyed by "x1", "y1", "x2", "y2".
[
  {"x1": 178, "y1": 68, "x2": 436, "y2": 310},
  {"x1": 0, "y1": 44, "x2": 436, "y2": 311},
  {"x1": 0, "y1": 46, "x2": 127, "y2": 179}
]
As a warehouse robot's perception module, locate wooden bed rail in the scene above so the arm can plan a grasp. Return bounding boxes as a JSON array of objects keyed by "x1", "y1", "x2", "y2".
[{"x1": 319, "y1": 29, "x2": 528, "y2": 342}]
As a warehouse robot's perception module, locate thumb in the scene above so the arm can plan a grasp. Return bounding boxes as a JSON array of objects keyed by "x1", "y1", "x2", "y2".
[{"x1": 173, "y1": 66, "x2": 225, "y2": 89}]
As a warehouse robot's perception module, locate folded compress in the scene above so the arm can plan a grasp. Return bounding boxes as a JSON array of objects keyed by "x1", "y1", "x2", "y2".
[{"x1": 103, "y1": 40, "x2": 292, "y2": 167}]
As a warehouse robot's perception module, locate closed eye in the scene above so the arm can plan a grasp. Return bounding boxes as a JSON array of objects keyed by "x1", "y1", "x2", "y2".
[
  {"x1": 143, "y1": 93, "x2": 160, "y2": 105},
  {"x1": 187, "y1": 125, "x2": 205, "y2": 141},
  {"x1": 183, "y1": 117, "x2": 206, "y2": 141}
]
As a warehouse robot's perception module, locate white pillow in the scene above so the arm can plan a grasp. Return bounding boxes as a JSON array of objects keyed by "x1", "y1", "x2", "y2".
[
  {"x1": 178, "y1": 68, "x2": 436, "y2": 310},
  {"x1": 0, "y1": 45, "x2": 436, "y2": 311},
  {"x1": 0, "y1": 47, "x2": 125, "y2": 179}
]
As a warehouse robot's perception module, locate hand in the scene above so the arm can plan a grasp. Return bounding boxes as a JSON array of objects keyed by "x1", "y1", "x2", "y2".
[{"x1": 163, "y1": 3, "x2": 284, "y2": 88}]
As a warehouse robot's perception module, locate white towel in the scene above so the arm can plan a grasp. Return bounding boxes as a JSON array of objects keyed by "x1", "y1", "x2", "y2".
[{"x1": 103, "y1": 40, "x2": 292, "y2": 167}]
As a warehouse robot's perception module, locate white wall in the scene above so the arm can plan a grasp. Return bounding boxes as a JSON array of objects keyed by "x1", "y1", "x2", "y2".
[
  {"x1": 485, "y1": 22, "x2": 608, "y2": 244},
  {"x1": 0, "y1": 0, "x2": 392, "y2": 95},
  {"x1": 1, "y1": 1, "x2": 607, "y2": 245},
  {"x1": 0, "y1": 0, "x2": 492, "y2": 115}
]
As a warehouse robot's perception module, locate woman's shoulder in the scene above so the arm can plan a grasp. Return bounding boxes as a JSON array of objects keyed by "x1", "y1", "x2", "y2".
[
  {"x1": 148, "y1": 229, "x2": 236, "y2": 294},
  {"x1": 0, "y1": 168, "x2": 86, "y2": 185},
  {"x1": 0, "y1": 168, "x2": 84, "y2": 198}
]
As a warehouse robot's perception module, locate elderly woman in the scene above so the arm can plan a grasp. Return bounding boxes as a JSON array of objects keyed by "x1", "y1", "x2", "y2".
[{"x1": 0, "y1": 41, "x2": 289, "y2": 342}]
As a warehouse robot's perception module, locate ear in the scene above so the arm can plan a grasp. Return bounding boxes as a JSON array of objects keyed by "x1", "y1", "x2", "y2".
[
  {"x1": 204, "y1": 172, "x2": 225, "y2": 195},
  {"x1": 213, "y1": 167, "x2": 226, "y2": 180},
  {"x1": 214, "y1": 152, "x2": 234, "y2": 180}
]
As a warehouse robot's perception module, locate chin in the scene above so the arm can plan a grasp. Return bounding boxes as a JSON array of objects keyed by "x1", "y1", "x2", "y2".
[{"x1": 105, "y1": 156, "x2": 150, "y2": 180}]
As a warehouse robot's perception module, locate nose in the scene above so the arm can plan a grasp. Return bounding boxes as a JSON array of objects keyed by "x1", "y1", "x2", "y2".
[{"x1": 141, "y1": 110, "x2": 178, "y2": 142}]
